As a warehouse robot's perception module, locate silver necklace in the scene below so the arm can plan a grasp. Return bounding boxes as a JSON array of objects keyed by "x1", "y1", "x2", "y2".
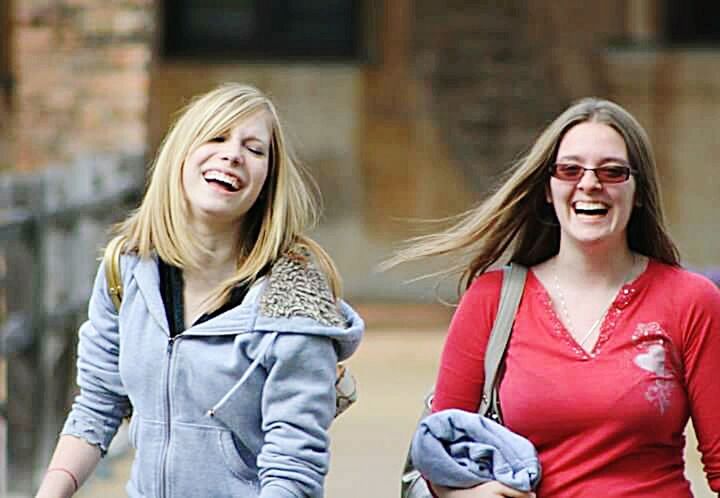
[{"x1": 552, "y1": 256, "x2": 636, "y2": 348}]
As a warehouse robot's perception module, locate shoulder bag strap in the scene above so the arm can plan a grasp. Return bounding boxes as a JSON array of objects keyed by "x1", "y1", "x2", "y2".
[
  {"x1": 103, "y1": 236, "x2": 125, "y2": 311},
  {"x1": 478, "y1": 263, "x2": 528, "y2": 421}
]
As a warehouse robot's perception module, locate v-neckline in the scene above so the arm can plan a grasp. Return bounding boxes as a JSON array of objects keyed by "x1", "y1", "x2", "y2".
[{"x1": 528, "y1": 262, "x2": 650, "y2": 360}]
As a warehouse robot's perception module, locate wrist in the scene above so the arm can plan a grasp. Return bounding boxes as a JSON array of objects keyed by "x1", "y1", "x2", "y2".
[{"x1": 39, "y1": 467, "x2": 79, "y2": 497}]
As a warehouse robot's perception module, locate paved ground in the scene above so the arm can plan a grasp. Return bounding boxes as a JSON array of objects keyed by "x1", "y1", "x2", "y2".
[{"x1": 74, "y1": 306, "x2": 713, "y2": 498}]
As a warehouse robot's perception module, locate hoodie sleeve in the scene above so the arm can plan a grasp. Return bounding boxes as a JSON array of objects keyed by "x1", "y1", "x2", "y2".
[
  {"x1": 258, "y1": 332, "x2": 338, "y2": 498},
  {"x1": 61, "y1": 261, "x2": 132, "y2": 454}
]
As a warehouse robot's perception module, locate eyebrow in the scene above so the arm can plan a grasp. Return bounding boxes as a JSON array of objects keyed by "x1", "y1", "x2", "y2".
[
  {"x1": 556, "y1": 155, "x2": 630, "y2": 166},
  {"x1": 215, "y1": 126, "x2": 269, "y2": 145},
  {"x1": 243, "y1": 135, "x2": 268, "y2": 146}
]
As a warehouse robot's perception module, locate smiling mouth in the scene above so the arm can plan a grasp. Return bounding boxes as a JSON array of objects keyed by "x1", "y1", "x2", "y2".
[
  {"x1": 203, "y1": 170, "x2": 242, "y2": 192},
  {"x1": 573, "y1": 201, "x2": 609, "y2": 216}
]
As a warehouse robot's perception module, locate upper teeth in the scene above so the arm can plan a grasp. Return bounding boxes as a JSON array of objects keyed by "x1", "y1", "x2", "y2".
[
  {"x1": 204, "y1": 170, "x2": 240, "y2": 189},
  {"x1": 575, "y1": 201, "x2": 607, "y2": 210}
]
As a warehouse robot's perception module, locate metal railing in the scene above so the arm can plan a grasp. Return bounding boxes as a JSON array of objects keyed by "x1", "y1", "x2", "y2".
[{"x1": 0, "y1": 153, "x2": 144, "y2": 496}]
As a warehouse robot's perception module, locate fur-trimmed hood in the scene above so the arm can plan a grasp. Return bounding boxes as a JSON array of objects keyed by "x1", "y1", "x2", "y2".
[{"x1": 253, "y1": 244, "x2": 363, "y2": 361}]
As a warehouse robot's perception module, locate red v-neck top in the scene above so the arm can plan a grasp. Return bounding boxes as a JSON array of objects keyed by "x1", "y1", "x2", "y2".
[{"x1": 432, "y1": 260, "x2": 720, "y2": 497}]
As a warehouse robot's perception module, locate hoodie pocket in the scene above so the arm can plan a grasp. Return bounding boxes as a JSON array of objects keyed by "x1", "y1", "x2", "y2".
[
  {"x1": 169, "y1": 423, "x2": 260, "y2": 497},
  {"x1": 219, "y1": 429, "x2": 259, "y2": 482}
]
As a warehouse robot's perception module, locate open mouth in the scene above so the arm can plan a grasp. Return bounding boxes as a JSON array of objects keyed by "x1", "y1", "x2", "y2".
[
  {"x1": 203, "y1": 170, "x2": 242, "y2": 193},
  {"x1": 573, "y1": 201, "x2": 609, "y2": 216}
]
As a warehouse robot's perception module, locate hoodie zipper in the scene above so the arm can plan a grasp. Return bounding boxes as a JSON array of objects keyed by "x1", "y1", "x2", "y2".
[
  {"x1": 158, "y1": 330, "x2": 274, "y2": 496},
  {"x1": 159, "y1": 336, "x2": 176, "y2": 498}
]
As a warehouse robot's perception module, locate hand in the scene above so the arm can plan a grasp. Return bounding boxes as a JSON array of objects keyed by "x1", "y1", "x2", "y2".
[{"x1": 433, "y1": 481, "x2": 537, "y2": 498}]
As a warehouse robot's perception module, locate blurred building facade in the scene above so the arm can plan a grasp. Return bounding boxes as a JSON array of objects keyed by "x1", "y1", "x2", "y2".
[
  {"x1": 2, "y1": 1, "x2": 719, "y2": 300},
  {"x1": 1, "y1": 1, "x2": 719, "y2": 495}
]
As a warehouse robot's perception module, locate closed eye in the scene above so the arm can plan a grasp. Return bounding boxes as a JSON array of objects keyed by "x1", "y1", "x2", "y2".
[
  {"x1": 246, "y1": 144, "x2": 266, "y2": 156},
  {"x1": 208, "y1": 136, "x2": 226, "y2": 143}
]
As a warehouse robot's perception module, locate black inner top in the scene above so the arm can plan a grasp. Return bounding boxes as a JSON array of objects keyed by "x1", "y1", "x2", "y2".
[{"x1": 158, "y1": 259, "x2": 250, "y2": 337}]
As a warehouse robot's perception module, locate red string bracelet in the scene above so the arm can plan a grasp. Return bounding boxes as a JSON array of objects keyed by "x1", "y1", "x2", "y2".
[{"x1": 47, "y1": 467, "x2": 79, "y2": 493}]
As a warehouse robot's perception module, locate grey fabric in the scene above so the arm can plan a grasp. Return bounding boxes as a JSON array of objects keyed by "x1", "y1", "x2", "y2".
[{"x1": 411, "y1": 409, "x2": 541, "y2": 492}]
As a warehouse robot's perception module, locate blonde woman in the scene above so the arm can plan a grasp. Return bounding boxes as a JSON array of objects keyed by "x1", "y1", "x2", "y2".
[
  {"x1": 35, "y1": 83, "x2": 364, "y2": 498},
  {"x1": 395, "y1": 98, "x2": 720, "y2": 497}
]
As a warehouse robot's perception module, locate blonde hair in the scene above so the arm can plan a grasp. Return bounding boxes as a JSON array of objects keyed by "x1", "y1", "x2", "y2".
[
  {"x1": 388, "y1": 97, "x2": 680, "y2": 292},
  {"x1": 111, "y1": 83, "x2": 341, "y2": 310}
]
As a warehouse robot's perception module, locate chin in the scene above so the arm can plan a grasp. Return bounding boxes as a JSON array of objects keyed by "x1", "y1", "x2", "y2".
[
  {"x1": 193, "y1": 204, "x2": 246, "y2": 223},
  {"x1": 575, "y1": 232, "x2": 626, "y2": 249}
]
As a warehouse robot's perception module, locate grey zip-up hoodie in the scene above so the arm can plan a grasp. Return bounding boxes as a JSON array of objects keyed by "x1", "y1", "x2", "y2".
[{"x1": 62, "y1": 246, "x2": 364, "y2": 498}]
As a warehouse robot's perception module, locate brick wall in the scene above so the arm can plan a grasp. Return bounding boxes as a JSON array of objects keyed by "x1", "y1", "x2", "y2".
[
  {"x1": 359, "y1": 0, "x2": 614, "y2": 235},
  {"x1": 360, "y1": 0, "x2": 476, "y2": 237},
  {"x1": 12, "y1": 0, "x2": 154, "y2": 170},
  {"x1": 413, "y1": 1, "x2": 565, "y2": 192},
  {"x1": 526, "y1": 0, "x2": 626, "y2": 99},
  {"x1": 411, "y1": 1, "x2": 628, "y2": 194}
]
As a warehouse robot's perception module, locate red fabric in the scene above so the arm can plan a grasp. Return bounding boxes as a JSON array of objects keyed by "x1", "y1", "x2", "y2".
[{"x1": 432, "y1": 260, "x2": 720, "y2": 498}]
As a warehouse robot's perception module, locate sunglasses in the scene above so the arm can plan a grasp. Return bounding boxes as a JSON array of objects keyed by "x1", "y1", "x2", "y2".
[{"x1": 549, "y1": 162, "x2": 635, "y2": 184}]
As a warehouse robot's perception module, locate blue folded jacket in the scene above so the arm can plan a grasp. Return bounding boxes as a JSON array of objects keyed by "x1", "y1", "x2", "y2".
[{"x1": 411, "y1": 409, "x2": 541, "y2": 492}]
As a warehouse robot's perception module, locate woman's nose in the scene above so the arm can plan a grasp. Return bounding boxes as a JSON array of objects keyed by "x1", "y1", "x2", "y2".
[
  {"x1": 577, "y1": 168, "x2": 602, "y2": 190},
  {"x1": 220, "y1": 141, "x2": 243, "y2": 165},
  {"x1": 221, "y1": 153, "x2": 240, "y2": 165}
]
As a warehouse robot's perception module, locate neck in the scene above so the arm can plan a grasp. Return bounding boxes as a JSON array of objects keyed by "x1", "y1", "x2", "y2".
[
  {"x1": 554, "y1": 241, "x2": 637, "y2": 288},
  {"x1": 184, "y1": 218, "x2": 240, "y2": 287}
]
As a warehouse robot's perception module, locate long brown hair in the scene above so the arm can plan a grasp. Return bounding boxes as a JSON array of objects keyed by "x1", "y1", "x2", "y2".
[{"x1": 387, "y1": 98, "x2": 680, "y2": 292}]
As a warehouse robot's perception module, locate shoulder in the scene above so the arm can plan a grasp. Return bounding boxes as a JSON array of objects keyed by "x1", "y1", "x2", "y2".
[
  {"x1": 100, "y1": 236, "x2": 142, "y2": 283},
  {"x1": 647, "y1": 261, "x2": 720, "y2": 305},
  {"x1": 449, "y1": 268, "x2": 506, "y2": 330},
  {"x1": 93, "y1": 246, "x2": 141, "y2": 294},
  {"x1": 259, "y1": 244, "x2": 345, "y2": 328},
  {"x1": 118, "y1": 252, "x2": 142, "y2": 277},
  {"x1": 644, "y1": 262, "x2": 720, "y2": 340},
  {"x1": 462, "y1": 268, "x2": 505, "y2": 307}
]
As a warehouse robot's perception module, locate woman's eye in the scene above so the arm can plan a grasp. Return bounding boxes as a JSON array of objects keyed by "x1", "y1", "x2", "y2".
[
  {"x1": 247, "y1": 146, "x2": 265, "y2": 156},
  {"x1": 559, "y1": 164, "x2": 582, "y2": 176},
  {"x1": 603, "y1": 168, "x2": 624, "y2": 178},
  {"x1": 209, "y1": 136, "x2": 226, "y2": 143}
]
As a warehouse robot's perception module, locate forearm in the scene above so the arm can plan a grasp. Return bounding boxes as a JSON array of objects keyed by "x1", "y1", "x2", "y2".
[
  {"x1": 431, "y1": 481, "x2": 536, "y2": 498},
  {"x1": 35, "y1": 435, "x2": 102, "y2": 498}
]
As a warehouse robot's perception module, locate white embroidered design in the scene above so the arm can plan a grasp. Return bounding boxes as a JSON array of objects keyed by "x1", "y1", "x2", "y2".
[
  {"x1": 633, "y1": 343, "x2": 668, "y2": 376},
  {"x1": 645, "y1": 380, "x2": 672, "y2": 415},
  {"x1": 631, "y1": 322, "x2": 676, "y2": 415}
]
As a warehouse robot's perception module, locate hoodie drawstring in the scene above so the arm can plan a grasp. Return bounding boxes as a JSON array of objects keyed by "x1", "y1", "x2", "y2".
[{"x1": 206, "y1": 332, "x2": 278, "y2": 417}]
